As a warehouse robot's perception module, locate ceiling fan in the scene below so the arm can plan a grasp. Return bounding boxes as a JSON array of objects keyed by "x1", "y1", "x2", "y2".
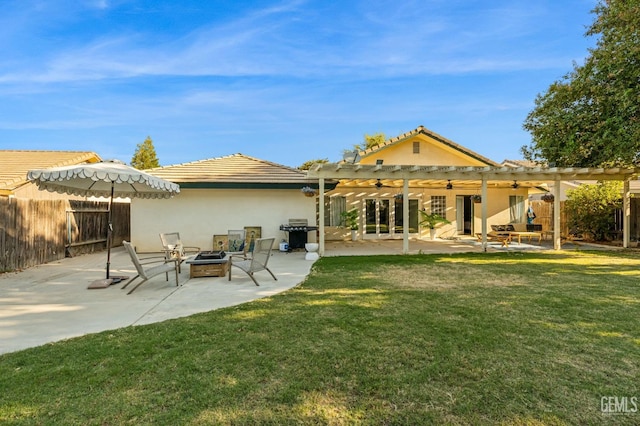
[{"x1": 374, "y1": 179, "x2": 390, "y2": 189}]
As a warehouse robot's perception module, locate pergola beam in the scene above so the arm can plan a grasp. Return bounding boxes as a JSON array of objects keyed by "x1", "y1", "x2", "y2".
[
  {"x1": 308, "y1": 164, "x2": 639, "y2": 182},
  {"x1": 309, "y1": 163, "x2": 640, "y2": 255}
]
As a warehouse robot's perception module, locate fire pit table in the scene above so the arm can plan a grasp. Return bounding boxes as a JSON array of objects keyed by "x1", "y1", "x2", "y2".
[{"x1": 186, "y1": 251, "x2": 228, "y2": 278}]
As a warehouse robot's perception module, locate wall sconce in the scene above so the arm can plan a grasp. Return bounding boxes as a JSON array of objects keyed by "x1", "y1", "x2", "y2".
[
  {"x1": 446, "y1": 180, "x2": 453, "y2": 190},
  {"x1": 511, "y1": 180, "x2": 519, "y2": 189}
]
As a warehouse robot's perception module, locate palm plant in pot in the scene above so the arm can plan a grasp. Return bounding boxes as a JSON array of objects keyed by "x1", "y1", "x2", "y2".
[
  {"x1": 419, "y1": 211, "x2": 451, "y2": 240},
  {"x1": 340, "y1": 208, "x2": 359, "y2": 241}
]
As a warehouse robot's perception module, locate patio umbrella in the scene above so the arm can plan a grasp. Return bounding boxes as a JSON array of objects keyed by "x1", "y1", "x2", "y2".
[{"x1": 27, "y1": 160, "x2": 180, "y2": 285}]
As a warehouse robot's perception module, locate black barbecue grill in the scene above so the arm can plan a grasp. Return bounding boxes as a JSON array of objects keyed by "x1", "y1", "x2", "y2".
[{"x1": 279, "y1": 219, "x2": 318, "y2": 249}]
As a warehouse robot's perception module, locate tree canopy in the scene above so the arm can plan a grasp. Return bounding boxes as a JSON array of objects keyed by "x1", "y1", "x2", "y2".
[
  {"x1": 522, "y1": 0, "x2": 640, "y2": 167},
  {"x1": 131, "y1": 136, "x2": 160, "y2": 170},
  {"x1": 342, "y1": 132, "x2": 387, "y2": 157},
  {"x1": 298, "y1": 158, "x2": 329, "y2": 170}
]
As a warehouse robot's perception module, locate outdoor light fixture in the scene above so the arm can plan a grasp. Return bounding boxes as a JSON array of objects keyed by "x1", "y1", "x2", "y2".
[
  {"x1": 446, "y1": 180, "x2": 453, "y2": 190},
  {"x1": 511, "y1": 180, "x2": 519, "y2": 189}
]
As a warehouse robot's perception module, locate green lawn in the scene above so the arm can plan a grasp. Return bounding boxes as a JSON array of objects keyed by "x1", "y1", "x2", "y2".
[{"x1": 1, "y1": 250, "x2": 640, "y2": 424}]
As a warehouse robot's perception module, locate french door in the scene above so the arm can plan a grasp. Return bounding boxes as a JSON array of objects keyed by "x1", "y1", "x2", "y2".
[{"x1": 364, "y1": 198, "x2": 419, "y2": 238}]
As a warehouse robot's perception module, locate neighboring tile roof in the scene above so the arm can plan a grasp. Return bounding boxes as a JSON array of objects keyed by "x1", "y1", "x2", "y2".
[
  {"x1": 502, "y1": 159, "x2": 539, "y2": 168},
  {"x1": 358, "y1": 125, "x2": 500, "y2": 166},
  {"x1": 146, "y1": 153, "x2": 318, "y2": 187},
  {"x1": 0, "y1": 150, "x2": 101, "y2": 194}
]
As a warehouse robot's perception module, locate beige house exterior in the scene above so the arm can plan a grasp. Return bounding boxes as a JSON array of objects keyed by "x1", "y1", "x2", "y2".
[
  {"x1": 131, "y1": 154, "x2": 331, "y2": 253},
  {"x1": 309, "y1": 126, "x2": 639, "y2": 253},
  {"x1": 321, "y1": 126, "x2": 533, "y2": 241}
]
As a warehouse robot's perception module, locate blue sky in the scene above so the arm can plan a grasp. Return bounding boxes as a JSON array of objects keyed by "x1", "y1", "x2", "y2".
[{"x1": 0, "y1": 0, "x2": 598, "y2": 168}]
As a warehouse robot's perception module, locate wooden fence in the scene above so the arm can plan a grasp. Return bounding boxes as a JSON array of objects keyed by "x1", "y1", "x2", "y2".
[
  {"x1": 529, "y1": 200, "x2": 568, "y2": 235},
  {"x1": 530, "y1": 199, "x2": 640, "y2": 241},
  {"x1": 0, "y1": 198, "x2": 130, "y2": 272}
]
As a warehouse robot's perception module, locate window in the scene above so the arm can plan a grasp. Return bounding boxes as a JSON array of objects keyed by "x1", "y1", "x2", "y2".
[
  {"x1": 324, "y1": 196, "x2": 346, "y2": 226},
  {"x1": 413, "y1": 141, "x2": 420, "y2": 154},
  {"x1": 430, "y1": 195, "x2": 446, "y2": 216},
  {"x1": 509, "y1": 195, "x2": 525, "y2": 223}
]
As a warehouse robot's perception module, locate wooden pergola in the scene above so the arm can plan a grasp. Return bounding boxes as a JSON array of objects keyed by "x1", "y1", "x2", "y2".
[{"x1": 307, "y1": 164, "x2": 640, "y2": 255}]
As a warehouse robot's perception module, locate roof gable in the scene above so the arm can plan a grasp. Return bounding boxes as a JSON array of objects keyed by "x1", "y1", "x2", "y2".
[
  {"x1": 358, "y1": 126, "x2": 499, "y2": 167},
  {"x1": 0, "y1": 150, "x2": 101, "y2": 195},
  {"x1": 146, "y1": 153, "x2": 317, "y2": 188}
]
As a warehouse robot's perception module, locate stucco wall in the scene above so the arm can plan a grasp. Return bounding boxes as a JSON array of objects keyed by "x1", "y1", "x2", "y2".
[
  {"x1": 359, "y1": 134, "x2": 489, "y2": 167},
  {"x1": 131, "y1": 188, "x2": 317, "y2": 252}
]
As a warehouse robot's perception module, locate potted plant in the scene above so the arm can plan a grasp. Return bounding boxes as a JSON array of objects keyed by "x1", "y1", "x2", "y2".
[
  {"x1": 541, "y1": 193, "x2": 555, "y2": 203},
  {"x1": 340, "y1": 208, "x2": 359, "y2": 241},
  {"x1": 419, "y1": 211, "x2": 451, "y2": 240}
]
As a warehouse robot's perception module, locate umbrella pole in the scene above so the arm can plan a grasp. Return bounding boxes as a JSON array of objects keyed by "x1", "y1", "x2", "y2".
[{"x1": 106, "y1": 183, "x2": 114, "y2": 279}]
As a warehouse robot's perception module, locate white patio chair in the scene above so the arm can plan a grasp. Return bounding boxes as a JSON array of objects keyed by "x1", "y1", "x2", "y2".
[
  {"x1": 121, "y1": 241, "x2": 180, "y2": 295},
  {"x1": 228, "y1": 237, "x2": 277, "y2": 286},
  {"x1": 159, "y1": 232, "x2": 200, "y2": 273}
]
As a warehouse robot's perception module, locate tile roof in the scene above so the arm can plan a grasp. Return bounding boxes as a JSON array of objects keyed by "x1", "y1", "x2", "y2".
[
  {"x1": 0, "y1": 150, "x2": 101, "y2": 194},
  {"x1": 358, "y1": 125, "x2": 500, "y2": 166},
  {"x1": 146, "y1": 153, "x2": 316, "y2": 186},
  {"x1": 502, "y1": 159, "x2": 539, "y2": 168}
]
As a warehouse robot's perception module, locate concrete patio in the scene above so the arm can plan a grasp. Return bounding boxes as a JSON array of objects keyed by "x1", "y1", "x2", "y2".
[{"x1": 0, "y1": 237, "x2": 582, "y2": 355}]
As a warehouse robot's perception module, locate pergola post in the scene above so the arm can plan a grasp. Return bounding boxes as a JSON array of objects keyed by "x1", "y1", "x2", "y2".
[
  {"x1": 623, "y1": 179, "x2": 630, "y2": 248},
  {"x1": 403, "y1": 178, "x2": 409, "y2": 254},
  {"x1": 481, "y1": 176, "x2": 488, "y2": 252},
  {"x1": 319, "y1": 177, "x2": 325, "y2": 256},
  {"x1": 553, "y1": 179, "x2": 561, "y2": 250}
]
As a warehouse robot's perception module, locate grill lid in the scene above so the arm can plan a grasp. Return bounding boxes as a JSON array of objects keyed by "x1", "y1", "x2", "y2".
[{"x1": 288, "y1": 218, "x2": 308, "y2": 227}]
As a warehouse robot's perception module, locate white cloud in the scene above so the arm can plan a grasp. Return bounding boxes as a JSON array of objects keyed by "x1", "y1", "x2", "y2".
[{"x1": 0, "y1": 0, "x2": 592, "y2": 86}]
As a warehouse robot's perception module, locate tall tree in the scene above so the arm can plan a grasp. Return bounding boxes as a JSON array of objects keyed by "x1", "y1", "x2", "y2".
[
  {"x1": 522, "y1": 0, "x2": 640, "y2": 167},
  {"x1": 131, "y1": 136, "x2": 160, "y2": 170}
]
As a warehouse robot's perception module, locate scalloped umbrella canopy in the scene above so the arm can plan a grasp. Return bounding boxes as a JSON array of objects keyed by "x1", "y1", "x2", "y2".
[
  {"x1": 27, "y1": 160, "x2": 180, "y2": 283},
  {"x1": 27, "y1": 160, "x2": 180, "y2": 199}
]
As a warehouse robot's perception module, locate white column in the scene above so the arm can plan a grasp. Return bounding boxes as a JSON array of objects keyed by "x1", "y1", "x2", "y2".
[
  {"x1": 403, "y1": 179, "x2": 409, "y2": 254},
  {"x1": 319, "y1": 178, "x2": 325, "y2": 256},
  {"x1": 623, "y1": 179, "x2": 630, "y2": 248},
  {"x1": 553, "y1": 179, "x2": 561, "y2": 250},
  {"x1": 481, "y1": 177, "x2": 487, "y2": 251}
]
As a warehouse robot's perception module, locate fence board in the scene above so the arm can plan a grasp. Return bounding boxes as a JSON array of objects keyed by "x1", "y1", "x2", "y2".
[{"x1": 0, "y1": 198, "x2": 130, "y2": 272}]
